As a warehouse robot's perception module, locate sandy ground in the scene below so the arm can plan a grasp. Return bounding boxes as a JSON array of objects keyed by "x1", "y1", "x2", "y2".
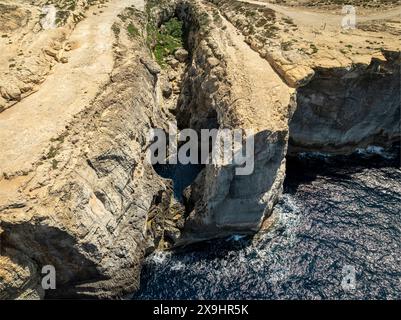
[
  {"x1": 241, "y1": 0, "x2": 401, "y2": 28},
  {"x1": 217, "y1": 9, "x2": 293, "y2": 132},
  {"x1": 0, "y1": 0, "x2": 144, "y2": 176}
]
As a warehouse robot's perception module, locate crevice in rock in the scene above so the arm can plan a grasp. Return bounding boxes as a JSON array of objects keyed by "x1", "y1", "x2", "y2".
[
  {"x1": 145, "y1": 0, "x2": 294, "y2": 247},
  {"x1": 144, "y1": 3, "x2": 210, "y2": 250},
  {"x1": 146, "y1": 7, "x2": 206, "y2": 203}
]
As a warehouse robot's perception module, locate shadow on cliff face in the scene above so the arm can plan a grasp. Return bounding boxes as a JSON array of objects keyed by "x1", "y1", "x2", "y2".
[
  {"x1": 149, "y1": 10, "x2": 207, "y2": 202},
  {"x1": 285, "y1": 143, "x2": 401, "y2": 192},
  {"x1": 1, "y1": 222, "x2": 106, "y2": 298},
  {"x1": 289, "y1": 51, "x2": 401, "y2": 155},
  {"x1": 0, "y1": 247, "x2": 43, "y2": 299}
]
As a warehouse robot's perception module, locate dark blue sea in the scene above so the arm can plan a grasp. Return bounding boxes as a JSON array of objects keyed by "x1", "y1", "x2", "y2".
[{"x1": 135, "y1": 145, "x2": 401, "y2": 300}]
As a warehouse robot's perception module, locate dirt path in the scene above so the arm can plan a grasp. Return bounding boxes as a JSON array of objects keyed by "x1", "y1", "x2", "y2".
[
  {"x1": 215, "y1": 7, "x2": 293, "y2": 132},
  {"x1": 240, "y1": 0, "x2": 401, "y2": 28},
  {"x1": 0, "y1": 0, "x2": 144, "y2": 176}
]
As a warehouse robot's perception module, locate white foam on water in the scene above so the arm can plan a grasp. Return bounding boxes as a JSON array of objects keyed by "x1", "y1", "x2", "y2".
[
  {"x1": 170, "y1": 261, "x2": 186, "y2": 271},
  {"x1": 226, "y1": 234, "x2": 247, "y2": 242},
  {"x1": 298, "y1": 151, "x2": 332, "y2": 159},
  {"x1": 150, "y1": 251, "x2": 171, "y2": 264},
  {"x1": 356, "y1": 145, "x2": 396, "y2": 159},
  {"x1": 241, "y1": 194, "x2": 302, "y2": 274}
]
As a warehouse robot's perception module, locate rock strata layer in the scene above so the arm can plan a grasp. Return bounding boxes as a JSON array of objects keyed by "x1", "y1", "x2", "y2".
[{"x1": 1, "y1": 6, "x2": 170, "y2": 299}]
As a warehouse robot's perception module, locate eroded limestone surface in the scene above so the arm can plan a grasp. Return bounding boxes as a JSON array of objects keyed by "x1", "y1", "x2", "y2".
[
  {"x1": 1, "y1": 3, "x2": 170, "y2": 299},
  {"x1": 211, "y1": 0, "x2": 400, "y2": 153}
]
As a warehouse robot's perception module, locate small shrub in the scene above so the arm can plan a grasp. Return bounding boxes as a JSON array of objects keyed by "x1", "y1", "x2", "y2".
[
  {"x1": 112, "y1": 23, "x2": 120, "y2": 36},
  {"x1": 127, "y1": 23, "x2": 139, "y2": 37},
  {"x1": 150, "y1": 17, "x2": 184, "y2": 67}
]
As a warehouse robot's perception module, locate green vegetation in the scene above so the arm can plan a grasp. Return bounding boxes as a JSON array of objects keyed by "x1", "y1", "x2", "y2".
[
  {"x1": 46, "y1": 0, "x2": 76, "y2": 10},
  {"x1": 197, "y1": 12, "x2": 211, "y2": 35},
  {"x1": 270, "y1": 0, "x2": 399, "y2": 9},
  {"x1": 262, "y1": 24, "x2": 280, "y2": 38},
  {"x1": 248, "y1": 25, "x2": 255, "y2": 35},
  {"x1": 148, "y1": 17, "x2": 184, "y2": 67},
  {"x1": 55, "y1": 10, "x2": 70, "y2": 26},
  {"x1": 245, "y1": 10, "x2": 256, "y2": 18},
  {"x1": 63, "y1": 0, "x2": 77, "y2": 11},
  {"x1": 50, "y1": 132, "x2": 68, "y2": 144}
]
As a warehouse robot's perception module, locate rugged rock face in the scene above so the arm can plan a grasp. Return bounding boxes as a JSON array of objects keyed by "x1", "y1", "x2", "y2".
[
  {"x1": 210, "y1": 0, "x2": 401, "y2": 154},
  {"x1": 290, "y1": 51, "x2": 401, "y2": 154},
  {"x1": 0, "y1": 6, "x2": 170, "y2": 299},
  {"x1": 146, "y1": 0, "x2": 294, "y2": 243}
]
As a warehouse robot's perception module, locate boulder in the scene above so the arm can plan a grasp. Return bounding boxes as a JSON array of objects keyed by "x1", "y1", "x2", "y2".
[
  {"x1": 167, "y1": 57, "x2": 180, "y2": 69},
  {"x1": 174, "y1": 48, "x2": 189, "y2": 63},
  {"x1": 140, "y1": 56, "x2": 161, "y2": 75}
]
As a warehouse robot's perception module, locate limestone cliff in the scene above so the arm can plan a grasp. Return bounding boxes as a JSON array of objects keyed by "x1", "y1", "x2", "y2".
[
  {"x1": 210, "y1": 0, "x2": 401, "y2": 154},
  {"x1": 0, "y1": 6, "x2": 170, "y2": 299}
]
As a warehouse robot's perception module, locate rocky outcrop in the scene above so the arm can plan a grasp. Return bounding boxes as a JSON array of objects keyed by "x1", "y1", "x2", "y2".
[
  {"x1": 209, "y1": 0, "x2": 401, "y2": 154},
  {"x1": 146, "y1": 0, "x2": 400, "y2": 246},
  {"x1": 0, "y1": 251, "x2": 44, "y2": 299},
  {"x1": 0, "y1": 7, "x2": 170, "y2": 299}
]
